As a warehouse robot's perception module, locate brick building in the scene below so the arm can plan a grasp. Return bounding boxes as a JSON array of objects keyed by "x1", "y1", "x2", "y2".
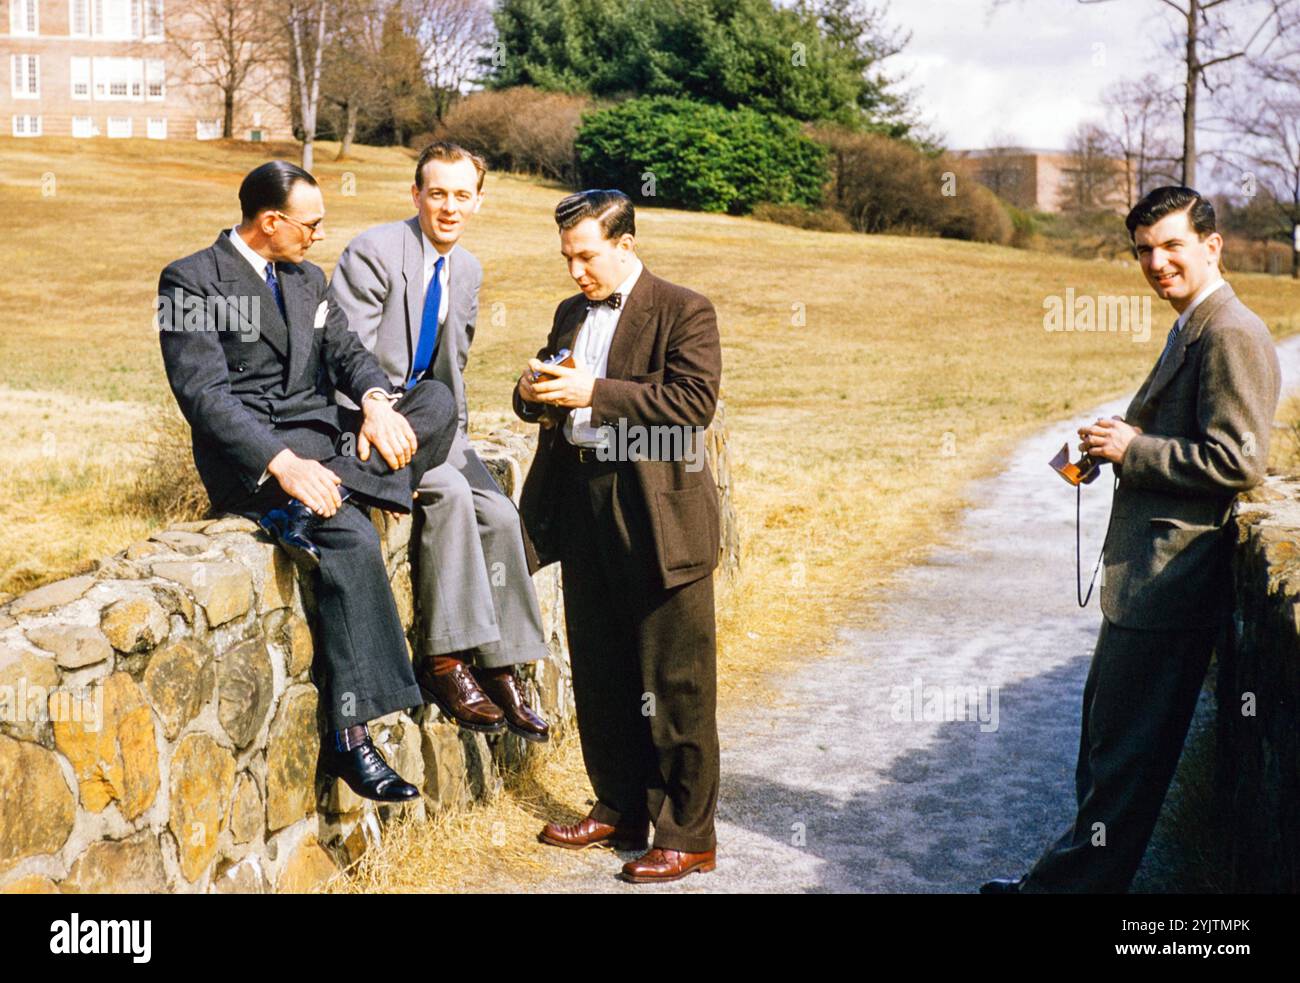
[
  {"x1": 1, "y1": 0, "x2": 291, "y2": 141},
  {"x1": 950, "y1": 147, "x2": 1133, "y2": 214}
]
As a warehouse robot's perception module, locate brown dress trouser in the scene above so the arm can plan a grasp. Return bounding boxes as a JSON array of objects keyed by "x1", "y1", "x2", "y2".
[{"x1": 554, "y1": 445, "x2": 720, "y2": 853}]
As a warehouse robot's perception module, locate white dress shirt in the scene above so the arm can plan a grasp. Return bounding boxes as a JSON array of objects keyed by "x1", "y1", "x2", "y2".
[
  {"x1": 421, "y1": 232, "x2": 453, "y2": 331},
  {"x1": 565, "y1": 260, "x2": 643, "y2": 447},
  {"x1": 1173, "y1": 277, "x2": 1226, "y2": 334}
]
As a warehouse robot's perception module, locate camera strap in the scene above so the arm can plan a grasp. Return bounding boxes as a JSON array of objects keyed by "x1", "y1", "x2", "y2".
[{"x1": 1076, "y1": 474, "x2": 1119, "y2": 607}]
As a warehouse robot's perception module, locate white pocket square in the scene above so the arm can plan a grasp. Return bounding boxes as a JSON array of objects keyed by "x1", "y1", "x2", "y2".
[{"x1": 313, "y1": 301, "x2": 329, "y2": 328}]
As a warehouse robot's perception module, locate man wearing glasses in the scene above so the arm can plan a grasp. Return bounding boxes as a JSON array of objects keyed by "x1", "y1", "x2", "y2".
[{"x1": 156, "y1": 160, "x2": 458, "y2": 802}]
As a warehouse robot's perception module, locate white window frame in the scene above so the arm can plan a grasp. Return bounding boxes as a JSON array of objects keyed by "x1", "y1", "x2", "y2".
[
  {"x1": 92, "y1": 57, "x2": 144, "y2": 102},
  {"x1": 146, "y1": 116, "x2": 166, "y2": 140},
  {"x1": 72, "y1": 116, "x2": 97, "y2": 138},
  {"x1": 71, "y1": 0, "x2": 91, "y2": 37},
  {"x1": 12, "y1": 115, "x2": 42, "y2": 137},
  {"x1": 106, "y1": 116, "x2": 133, "y2": 138},
  {"x1": 145, "y1": 59, "x2": 164, "y2": 100},
  {"x1": 93, "y1": 0, "x2": 140, "y2": 40},
  {"x1": 10, "y1": 0, "x2": 39, "y2": 36},
  {"x1": 144, "y1": 0, "x2": 163, "y2": 40},
  {"x1": 195, "y1": 118, "x2": 222, "y2": 140},
  {"x1": 71, "y1": 57, "x2": 91, "y2": 101},
  {"x1": 10, "y1": 55, "x2": 39, "y2": 100}
]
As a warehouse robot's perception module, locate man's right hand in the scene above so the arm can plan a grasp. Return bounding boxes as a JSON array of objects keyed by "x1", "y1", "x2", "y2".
[
  {"x1": 517, "y1": 360, "x2": 546, "y2": 404},
  {"x1": 266, "y1": 449, "x2": 344, "y2": 517},
  {"x1": 518, "y1": 361, "x2": 559, "y2": 428}
]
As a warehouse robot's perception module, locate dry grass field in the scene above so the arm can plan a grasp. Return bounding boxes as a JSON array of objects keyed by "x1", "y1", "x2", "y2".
[{"x1": 3, "y1": 137, "x2": 1298, "y2": 890}]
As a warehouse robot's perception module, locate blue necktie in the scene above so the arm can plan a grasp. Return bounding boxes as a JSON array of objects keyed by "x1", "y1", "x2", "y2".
[
  {"x1": 264, "y1": 262, "x2": 286, "y2": 322},
  {"x1": 409, "y1": 255, "x2": 444, "y2": 387}
]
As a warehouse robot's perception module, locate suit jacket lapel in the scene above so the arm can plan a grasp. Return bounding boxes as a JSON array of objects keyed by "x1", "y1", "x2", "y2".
[
  {"x1": 554, "y1": 297, "x2": 588, "y2": 356},
  {"x1": 1138, "y1": 282, "x2": 1235, "y2": 412},
  {"x1": 279, "y1": 262, "x2": 313, "y2": 386},
  {"x1": 400, "y1": 216, "x2": 423, "y2": 376},
  {"x1": 212, "y1": 233, "x2": 289, "y2": 360},
  {"x1": 602, "y1": 266, "x2": 655, "y2": 380}
]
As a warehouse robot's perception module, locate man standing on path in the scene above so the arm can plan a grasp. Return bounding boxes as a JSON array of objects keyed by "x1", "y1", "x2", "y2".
[
  {"x1": 983, "y1": 186, "x2": 1281, "y2": 894},
  {"x1": 514, "y1": 190, "x2": 723, "y2": 884}
]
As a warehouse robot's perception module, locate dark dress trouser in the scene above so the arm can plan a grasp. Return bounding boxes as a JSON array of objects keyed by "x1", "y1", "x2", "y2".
[
  {"x1": 554, "y1": 446, "x2": 720, "y2": 854},
  {"x1": 223, "y1": 381, "x2": 457, "y2": 730},
  {"x1": 1020, "y1": 617, "x2": 1220, "y2": 893}
]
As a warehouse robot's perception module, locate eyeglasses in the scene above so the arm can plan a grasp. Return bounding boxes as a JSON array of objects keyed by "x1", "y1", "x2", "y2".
[{"x1": 274, "y1": 210, "x2": 324, "y2": 234}]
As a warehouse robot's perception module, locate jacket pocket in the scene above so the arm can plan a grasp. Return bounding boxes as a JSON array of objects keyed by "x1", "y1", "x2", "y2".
[{"x1": 653, "y1": 485, "x2": 717, "y2": 571}]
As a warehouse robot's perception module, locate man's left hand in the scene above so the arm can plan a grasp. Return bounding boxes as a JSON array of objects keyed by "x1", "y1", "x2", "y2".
[
  {"x1": 359, "y1": 396, "x2": 418, "y2": 470},
  {"x1": 1078, "y1": 415, "x2": 1141, "y2": 463},
  {"x1": 531, "y1": 361, "x2": 595, "y2": 409}
]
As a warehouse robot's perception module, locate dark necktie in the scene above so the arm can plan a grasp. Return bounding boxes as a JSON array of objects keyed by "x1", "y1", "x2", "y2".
[
  {"x1": 409, "y1": 255, "x2": 444, "y2": 387},
  {"x1": 264, "y1": 261, "x2": 287, "y2": 322},
  {"x1": 587, "y1": 292, "x2": 622, "y2": 311},
  {"x1": 1157, "y1": 319, "x2": 1182, "y2": 369}
]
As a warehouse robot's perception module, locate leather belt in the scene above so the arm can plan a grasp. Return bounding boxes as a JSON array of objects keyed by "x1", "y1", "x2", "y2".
[{"x1": 559, "y1": 439, "x2": 608, "y2": 466}]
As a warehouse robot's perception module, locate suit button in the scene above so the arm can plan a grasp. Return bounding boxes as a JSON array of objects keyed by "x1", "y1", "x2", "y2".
[
  {"x1": 236, "y1": 362, "x2": 247, "y2": 372},
  {"x1": 270, "y1": 414, "x2": 280, "y2": 423}
]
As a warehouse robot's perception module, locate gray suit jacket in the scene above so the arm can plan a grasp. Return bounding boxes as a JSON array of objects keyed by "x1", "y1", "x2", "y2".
[
  {"x1": 327, "y1": 216, "x2": 482, "y2": 434},
  {"x1": 1101, "y1": 281, "x2": 1281, "y2": 630},
  {"x1": 157, "y1": 231, "x2": 391, "y2": 510}
]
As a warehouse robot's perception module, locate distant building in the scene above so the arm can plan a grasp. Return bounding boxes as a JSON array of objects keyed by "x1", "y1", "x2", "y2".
[
  {"x1": 949, "y1": 147, "x2": 1133, "y2": 214},
  {"x1": 1, "y1": 0, "x2": 290, "y2": 141}
]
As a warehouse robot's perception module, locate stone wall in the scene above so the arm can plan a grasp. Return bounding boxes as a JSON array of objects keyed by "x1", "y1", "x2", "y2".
[
  {"x1": 1223, "y1": 476, "x2": 1300, "y2": 892},
  {"x1": 0, "y1": 414, "x2": 736, "y2": 894}
]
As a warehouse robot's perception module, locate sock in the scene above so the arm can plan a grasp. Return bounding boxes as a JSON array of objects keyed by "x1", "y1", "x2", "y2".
[
  {"x1": 431, "y1": 654, "x2": 466, "y2": 674},
  {"x1": 333, "y1": 723, "x2": 369, "y2": 751}
]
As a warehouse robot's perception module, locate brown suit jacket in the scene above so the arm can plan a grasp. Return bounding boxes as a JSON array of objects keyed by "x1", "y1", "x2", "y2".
[
  {"x1": 513, "y1": 265, "x2": 722, "y2": 589},
  {"x1": 1101, "y1": 281, "x2": 1281, "y2": 630}
]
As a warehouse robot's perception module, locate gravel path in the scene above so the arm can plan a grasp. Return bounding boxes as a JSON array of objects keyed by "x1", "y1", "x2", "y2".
[{"x1": 506, "y1": 337, "x2": 1300, "y2": 893}]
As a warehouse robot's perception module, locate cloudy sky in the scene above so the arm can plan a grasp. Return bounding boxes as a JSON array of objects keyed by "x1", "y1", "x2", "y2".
[{"x1": 886, "y1": 0, "x2": 1181, "y2": 150}]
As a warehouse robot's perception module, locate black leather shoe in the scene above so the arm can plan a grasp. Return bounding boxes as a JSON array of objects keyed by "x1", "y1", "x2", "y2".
[
  {"x1": 258, "y1": 498, "x2": 322, "y2": 571},
  {"x1": 979, "y1": 877, "x2": 1023, "y2": 894},
  {"x1": 319, "y1": 737, "x2": 419, "y2": 803}
]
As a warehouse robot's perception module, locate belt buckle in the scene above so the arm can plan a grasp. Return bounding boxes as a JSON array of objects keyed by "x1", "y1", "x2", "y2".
[{"x1": 576, "y1": 446, "x2": 597, "y2": 464}]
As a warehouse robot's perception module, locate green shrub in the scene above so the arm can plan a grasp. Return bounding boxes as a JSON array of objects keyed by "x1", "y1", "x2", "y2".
[{"x1": 575, "y1": 97, "x2": 829, "y2": 214}]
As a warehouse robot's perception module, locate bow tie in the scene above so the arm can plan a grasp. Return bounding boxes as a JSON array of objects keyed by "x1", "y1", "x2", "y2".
[{"x1": 586, "y1": 292, "x2": 622, "y2": 311}]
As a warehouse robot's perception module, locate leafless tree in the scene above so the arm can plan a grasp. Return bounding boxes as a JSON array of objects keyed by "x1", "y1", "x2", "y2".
[
  {"x1": 284, "y1": 0, "x2": 334, "y2": 171},
  {"x1": 414, "y1": 0, "x2": 494, "y2": 122},
  {"x1": 976, "y1": 131, "x2": 1029, "y2": 203},
  {"x1": 995, "y1": 0, "x2": 1298, "y2": 185},
  {"x1": 1100, "y1": 74, "x2": 1181, "y2": 205},
  {"x1": 169, "y1": 0, "x2": 279, "y2": 139},
  {"x1": 1062, "y1": 121, "x2": 1127, "y2": 211},
  {"x1": 1223, "y1": 64, "x2": 1300, "y2": 275}
]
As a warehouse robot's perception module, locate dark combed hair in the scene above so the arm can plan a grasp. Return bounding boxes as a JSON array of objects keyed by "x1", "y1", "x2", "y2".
[
  {"x1": 414, "y1": 140, "x2": 487, "y2": 191},
  {"x1": 1125, "y1": 186, "x2": 1216, "y2": 241},
  {"x1": 238, "y1": 160, "x2": 317, "y2": 220},
  {"x1": 554, "y1": 189, "x2": 636, "y2": 240}
]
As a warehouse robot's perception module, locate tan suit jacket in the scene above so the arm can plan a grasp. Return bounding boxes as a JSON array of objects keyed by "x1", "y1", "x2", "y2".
[{"x1": 1102, "y1": 282, "x2": 1281, "y2": 630}]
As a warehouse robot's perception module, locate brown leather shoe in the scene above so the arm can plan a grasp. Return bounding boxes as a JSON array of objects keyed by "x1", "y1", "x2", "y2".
[
  {"x1": 537, "y1": 813, "x2": 649, "y2": 851},
  {"x1": 417, "y1": 658, "x2": 506, "y2": 734},
  {"x1": 472, "y1": 668, "x2": 550, "y2": 742},
  {"x1": 620, "y1": 847, "x2": 717, "y2": 883}
]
